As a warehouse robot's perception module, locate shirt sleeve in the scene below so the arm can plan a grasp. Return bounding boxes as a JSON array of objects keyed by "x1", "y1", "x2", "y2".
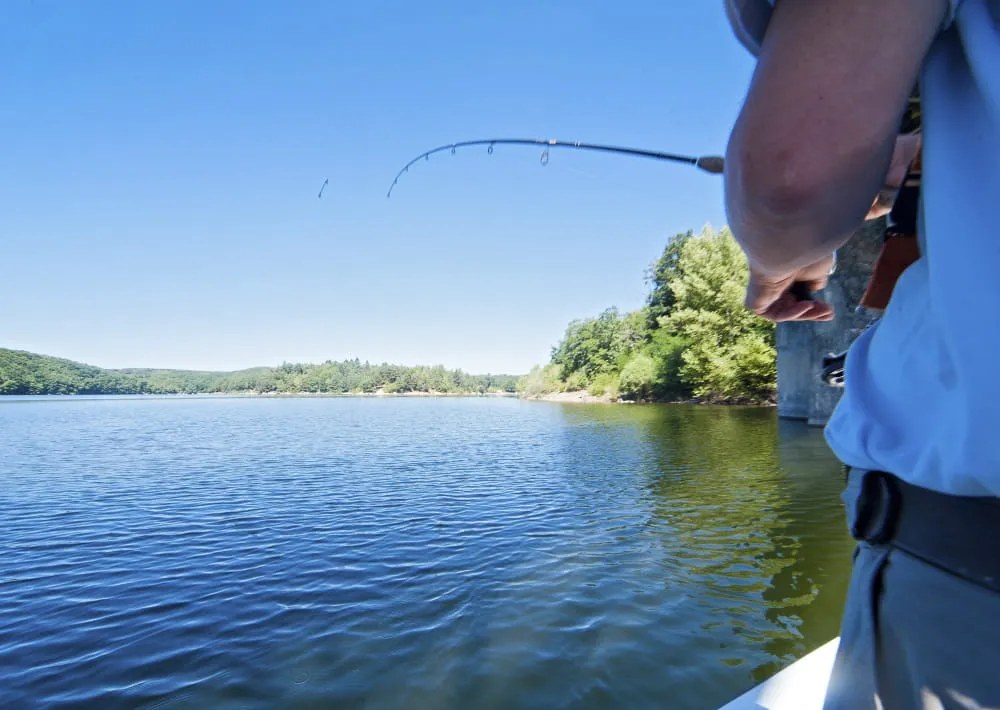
[
  {"x1": 724, "y1": 0, "x2": 772, "y2": 57},
  {"x1": 724, "y1": 0, "x2": 963, "y2": 57}
]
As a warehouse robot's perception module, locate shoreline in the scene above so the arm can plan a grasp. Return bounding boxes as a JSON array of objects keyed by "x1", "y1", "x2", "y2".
[
  {"x1": 3, "y1": 390, "x2": 774, "y2": 406},
  {"x1": 0, "y1": 391, "x2": 519, "y2": 399},
  {"x1": 522, "y1": 391, "x2": 614, "y2": 404},
  {"x1": 246, "y1": 390, "x2": 518, "y2": 398},
  {"x1": 524, "y1": 390, "x2": 776, "y2": 407}
]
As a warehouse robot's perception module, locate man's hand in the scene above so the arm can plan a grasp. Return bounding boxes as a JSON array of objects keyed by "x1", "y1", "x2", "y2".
[{"x1": 746, "y1": 255, "x2": 836, "y2": 322}]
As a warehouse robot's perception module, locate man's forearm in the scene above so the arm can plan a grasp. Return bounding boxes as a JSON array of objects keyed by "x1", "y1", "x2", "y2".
[
  {"x1": 718, "y1": 0, "x2": 942, "y2": 280},
  {"x1": 721, "y1": 0, "x2": 944, "y2": 322}
]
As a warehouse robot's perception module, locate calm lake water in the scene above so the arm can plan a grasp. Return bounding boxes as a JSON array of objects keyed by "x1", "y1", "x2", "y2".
[{"x1": 0, "y1": 396, "x2": 853, "y2": 710}]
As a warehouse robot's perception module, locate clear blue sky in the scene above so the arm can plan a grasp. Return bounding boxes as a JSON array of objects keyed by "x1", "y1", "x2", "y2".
[{"x1": 1, "y1": 0, "x2": 755, "y2": 375}]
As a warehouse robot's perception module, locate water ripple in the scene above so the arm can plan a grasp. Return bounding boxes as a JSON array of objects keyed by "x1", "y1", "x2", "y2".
[{"x1": 0, "y1": 397, "x2": 853, "y2": 709}]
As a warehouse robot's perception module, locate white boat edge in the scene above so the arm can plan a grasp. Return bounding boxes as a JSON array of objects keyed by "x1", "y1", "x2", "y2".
[{"x1": 717, "y1": 637, "x2": 840, "y2": 710}]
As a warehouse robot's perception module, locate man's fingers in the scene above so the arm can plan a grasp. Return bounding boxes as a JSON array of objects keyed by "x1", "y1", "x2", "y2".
[
  {"x1": 762, "y1": 298, "x2": 835, "y2": 322},
  {"x1": 799, "y1": 302, "x2": 835, "y2": 321},
  {"x1": 804, "y1": 274, "x2": 829, "y2": 292},
  {"x1": 745, "y1": 256, "x2": 836, "y2": 320},
  {"x1": 759, "y1": 292, "x2": 811, "y2": 321},
  {"x1": 745, "y1": 279, "x2": 792, "y2": 315}
]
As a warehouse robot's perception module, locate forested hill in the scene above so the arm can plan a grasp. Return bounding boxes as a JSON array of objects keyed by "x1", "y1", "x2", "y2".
[{"x1": 0, "y1": 349, "x2": 520, "y2": 396}]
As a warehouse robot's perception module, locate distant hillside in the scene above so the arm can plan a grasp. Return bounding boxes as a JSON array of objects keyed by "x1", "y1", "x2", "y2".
[{"x1": 0, "y1": 349, "x2": 520, "y2": 396}]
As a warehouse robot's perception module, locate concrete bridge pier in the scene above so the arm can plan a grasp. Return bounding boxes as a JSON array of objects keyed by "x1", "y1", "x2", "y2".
[{"x1": 776, "y1": 220, "x2": 884, "y2": 426}]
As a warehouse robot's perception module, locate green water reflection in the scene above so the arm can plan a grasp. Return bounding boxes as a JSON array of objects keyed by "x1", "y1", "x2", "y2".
[{"x1": 555, "y1": 404, "x2": 854, "y2": 690}]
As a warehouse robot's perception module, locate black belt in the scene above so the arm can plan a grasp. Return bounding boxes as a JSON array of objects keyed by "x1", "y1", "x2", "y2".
[{"x1": 848, "y1": 469, "x2": 1000, "y2": 594}]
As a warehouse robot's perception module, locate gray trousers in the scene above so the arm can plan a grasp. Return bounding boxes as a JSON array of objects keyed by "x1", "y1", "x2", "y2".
[{"x1": 822, "y1": 472, "x2": 1000, "y2": 709}]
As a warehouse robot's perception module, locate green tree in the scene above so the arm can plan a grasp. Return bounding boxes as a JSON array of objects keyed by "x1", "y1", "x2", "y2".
[
  {"x1": 645, "y1": 230, "x2": 694, "y2": 328},
  {"x1": 642, "y1": 330, "x2": 692, "y2": 400},
  {"x1": 529, "y1": 225, "x2": 775, "y2": 403},
  {"x1": 550, "y1": 306, "x2": 647, "y2": 387},
  {"x1": 618, "y1": 353, "x2": 657, "y2": 401},
  {"x1": 620, "y1": 309, "x2": 650, "y2": 357},
  {"x1": 587, "y1": 372, "x2": 620, "y2": 399},
  {"x1": 662, "y1": 226, "x2": 776, "y2": 402},
  {"x1": 517, "y1": 364, "x2": 563, "y2": 397}
]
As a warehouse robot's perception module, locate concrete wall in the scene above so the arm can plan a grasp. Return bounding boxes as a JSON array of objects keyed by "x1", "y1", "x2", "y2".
[
  {"x1": 776, "y1": 323, "x2": 812, "y2": 420},
  {"x1": 776, "y1": 220, "x2": 884, "y2": 426}
]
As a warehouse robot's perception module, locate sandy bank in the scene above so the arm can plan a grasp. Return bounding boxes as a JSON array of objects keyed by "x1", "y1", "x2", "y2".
[{"x1": 523, "y1": 390, "x2": 613, "y2": 404}]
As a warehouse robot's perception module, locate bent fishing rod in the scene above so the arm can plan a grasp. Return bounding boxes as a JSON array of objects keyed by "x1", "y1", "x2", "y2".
[
  {"x1": 385, "y1": 138, "x2": 725, "y2": 199},
  {"x1": 382, "y1": 137, "x2": 823, "y2": 302}
]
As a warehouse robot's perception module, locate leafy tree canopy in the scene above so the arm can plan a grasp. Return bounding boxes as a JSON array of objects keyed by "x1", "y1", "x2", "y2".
[{"x1": 523, "y1": 225, "x2": 776, "y2": 404}]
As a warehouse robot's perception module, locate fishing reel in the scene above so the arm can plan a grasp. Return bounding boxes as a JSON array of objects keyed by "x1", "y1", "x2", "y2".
[
  {"x1": 820, "y1": 307, "x2": 882, "y2": 388},
  {"x1": 822, "y1": 351, "x2": 846, "y2": 388}
]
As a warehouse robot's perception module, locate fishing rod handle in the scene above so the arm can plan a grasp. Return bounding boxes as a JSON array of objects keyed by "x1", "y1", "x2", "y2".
[
  {"x1": 790, "y1": 281, "x2": 814, "y2": 301},
  {"x1": 696, "y1": 156, "x2": 725, "y2": 174},
  {"x1": 791, "y1": 251, "x2": 839, "y2": 301}
]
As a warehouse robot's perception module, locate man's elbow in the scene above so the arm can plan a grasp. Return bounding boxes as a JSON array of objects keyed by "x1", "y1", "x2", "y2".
[
  {"x1": 729, "y1": 138, "x2": 832, "y2": 225},
  {"x1": 727, "y1": 153, "x2": 832, "y2": 254},
  {"x1": 725, "y1": 137, "x2": 874, "y2": 272}
]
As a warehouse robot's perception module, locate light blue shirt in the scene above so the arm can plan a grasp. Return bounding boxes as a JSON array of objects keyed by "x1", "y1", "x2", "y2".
[{"x1": 727, "y1": 1, "x2": 1000, "y2": 495}]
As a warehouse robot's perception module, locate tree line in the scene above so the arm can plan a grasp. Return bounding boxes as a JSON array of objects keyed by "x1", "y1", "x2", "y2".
[
  {"x1": 0, "y1": 349, "x2": 519, "y2": 396},
  {"x1": 518, "y1": 226, "x2": 776, "y2": 403}
]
